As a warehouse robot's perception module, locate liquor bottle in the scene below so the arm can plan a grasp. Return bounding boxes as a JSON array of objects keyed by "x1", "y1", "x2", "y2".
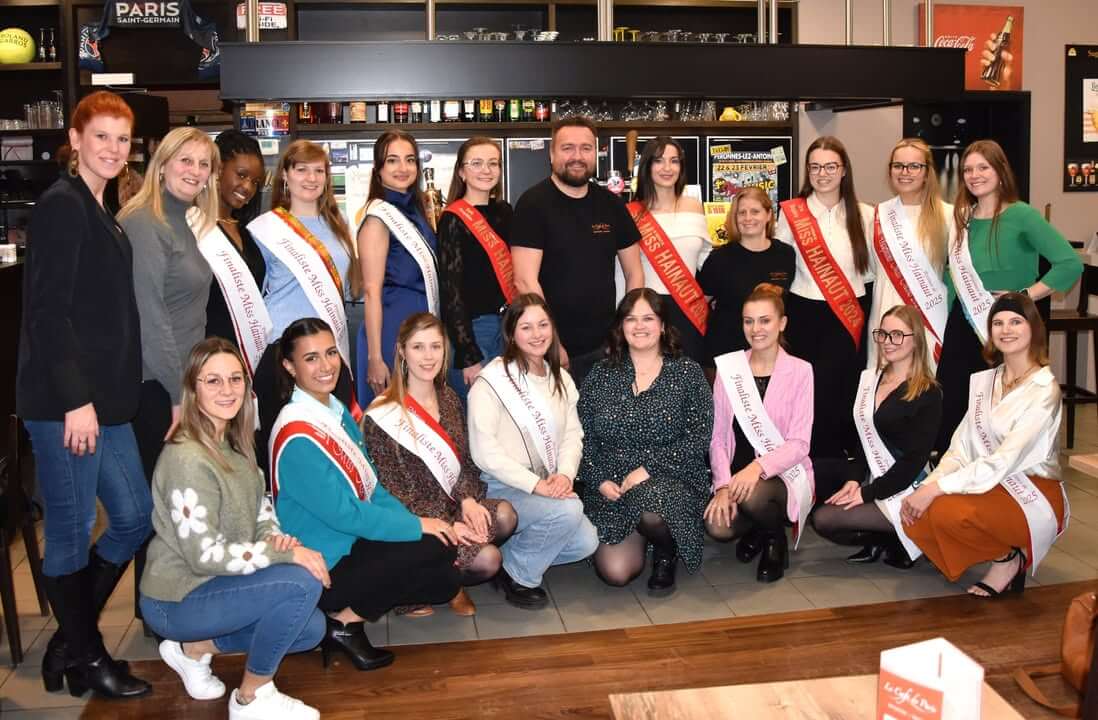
[
  {"x1": 522, "y1": 99, "x2": 536, "y2": 121},
  {"x1": 508, "y1": 99, "x2": 520, "y2": 122},
  {"x1": 478, "y1": 98, "x2": 494, "y2": 122},
  {"x1": 47, "y1": 28, "x2": 57, "y2": 62},
  {"x1": 410, "y1": 101, "x2": 424, "y2": 123},
  {"x1": 349, "y1": 101, "x2": 367, "y2": 123},
  {"x1": 422, "y1": 167, "x2": 445, "y2": 232},
  {"x1": 980, "y1": 15, "x2": 1013, "y2": 88},
  {"x1": 535, "y1": 100, "x2": 550, "y2": 122},
  {"x1": 462, "y1": 99, "x2": 476, "y2": 122},
  {"x1": 393, "y1": 101, "x2": 409, "y2": 123},
  {"x1": 377, "y1": 100, "x2": 390, "y2": 123},
  {"x1": 298, "y1": 102, "x2": 315, "y2": 124},
  {"x1": 430, "y1": 99, "x2": 442, "y2": 123},
  {"x1": 494, "y1": 99, "x2": 507, "y2": 122},
  {"x1": 38, "y1": 28, "x2": 47, "y2": 62},
  {"x1": 443, "y1": 99, "x2": 461, "y2": 122}
]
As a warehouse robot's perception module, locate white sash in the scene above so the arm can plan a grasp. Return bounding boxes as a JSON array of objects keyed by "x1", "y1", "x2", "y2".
[
  {"x1": 969, "y1": 368, "x2": 1067, "y2": 574},
  {"x1": 268, "y1": 400, "x2": 377, "y2": 502},
  {"x1": 365, "y1": 401, "x2": 461, "y2": 498},
  {"x1": 248, "y1": 211, "x2": 351, "y2": 367},
  {"x1": 363, "y1": 200, "x2": 440, "y2": 316},
  {"x1": 947, "y1": 225, "x2": 995, "y2": 344},
  {"x1": 714, "y1": 350, "x2": 813, "y2": 549},
  {"x1": 477, "y1": 359, "x2": 559, "y2": 477},
  {"x1": 852, "y1": 369, "x2": 923, "y2": 560},
  {"x1": 190, "y1": 211, "x2": 273, "y2": 377},
  {"x1": 876, "y1": 197, "x2": 948, "y2": 343}
]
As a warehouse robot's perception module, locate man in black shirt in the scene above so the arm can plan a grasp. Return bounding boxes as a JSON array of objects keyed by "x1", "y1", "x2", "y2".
[{"x1": 510, "y1": 117, "x2": 643, "y2": 386}]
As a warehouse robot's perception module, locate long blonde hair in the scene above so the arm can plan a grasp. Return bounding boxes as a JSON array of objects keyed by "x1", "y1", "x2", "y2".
[
  {"x1": 370, "y1": 312, "x2": 450, "y2": 411},
  {"x1": 888, "y1": 138, "x2": 947, "y2": 272},
  {"x1": 270, "y1": 139, "x2": 363, "y2": 299},
  {"x1": 118, "y1": 126, "x2": 220, "y2": 239},
  {"x1": 171, "y1": 337, "x2": 257, "y2": 472},
  {"x1": 878, "y1": 304, "x2": 937, "y2": 402}
]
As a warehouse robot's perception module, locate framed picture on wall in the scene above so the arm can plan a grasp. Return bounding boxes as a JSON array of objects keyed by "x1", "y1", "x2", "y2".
[{"x1": 1064, "y1": 45, "x2": 1098, "y2": 192}]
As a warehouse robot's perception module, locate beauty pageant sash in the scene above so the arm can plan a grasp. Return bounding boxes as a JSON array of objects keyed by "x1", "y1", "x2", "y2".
[
  {"x1": 948, "y1": 224, "x2": 995, "y2": 344},
  {"x1": 443, "y1": 199, "x2": 516, "y2": 305},
  {"x1": 477, "y1": 359, "x2": 558, "y2": 477},
  {"x1": 364, "y1": 200, "x2": 439, "y2": 315},
  {"x1": 365, "y1": 395, "x2": 461, "y2": 498}
]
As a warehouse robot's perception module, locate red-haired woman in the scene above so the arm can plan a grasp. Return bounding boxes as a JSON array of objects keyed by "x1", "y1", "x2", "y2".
[{"x1": 18, "y1": 90, "x2": 151, "y2": 698}]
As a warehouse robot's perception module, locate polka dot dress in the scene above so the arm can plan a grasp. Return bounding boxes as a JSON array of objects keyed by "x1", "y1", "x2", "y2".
[{"x1": 577, "y1": 355, "x2": 714, "y2": 572}]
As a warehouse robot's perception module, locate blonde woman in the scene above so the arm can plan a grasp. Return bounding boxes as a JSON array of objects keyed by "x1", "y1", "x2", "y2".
[
  {"x1": 812, "y1": 305, "x2": 942, "y2": 569},
  {"x1": 867, "y1": 139, "x2": 953, "y2": 371},
  {"x1": 119, "y1": 126, "x2": 221, "y2": 479}
]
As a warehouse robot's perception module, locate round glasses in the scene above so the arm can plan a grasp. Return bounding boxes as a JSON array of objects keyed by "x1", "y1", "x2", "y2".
[
  {"x1": 890, "y1": 162, "x2": 927, "y2": 174},
  {"x1": 807, "y1": 162, "x2": 843, "y2": 176},
  {"x1": 197, "y1": 374, "x2": 246, "y2": 390},
  {"x1": 872, "y1": 329, "x2": 915, "y2": 345}
]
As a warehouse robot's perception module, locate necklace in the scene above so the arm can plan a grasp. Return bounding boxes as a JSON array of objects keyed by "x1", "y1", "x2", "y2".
[
  {"x1": 631, "y1": 356, "x2": 663, "y2": 394},
  {"x1": 1002, "y1": 364, "x2": 1038, "y2": 394},
  {"x1": 219, "y1": 217, "x2": 239, "y2": 225}
]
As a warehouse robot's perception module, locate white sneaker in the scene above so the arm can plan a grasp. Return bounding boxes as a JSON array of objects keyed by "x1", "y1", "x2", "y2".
[
  {"x1": 229, "y1": 681, "x2": 320, "y2": 720},
  {"x1": 159, "y1": 640, "x2": 226, "y2": 700}
]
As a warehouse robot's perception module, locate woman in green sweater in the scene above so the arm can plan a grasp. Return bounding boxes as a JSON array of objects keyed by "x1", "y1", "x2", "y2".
[
  {"x1": 270, "y1": 317, "x2": 462, "y2": 672},
  {"x1": 140, "y1": 338, "x2": 328, "y2": 720},
  {"x1": 936, "y1": 139, "x2": 1082, "y2": 451}
]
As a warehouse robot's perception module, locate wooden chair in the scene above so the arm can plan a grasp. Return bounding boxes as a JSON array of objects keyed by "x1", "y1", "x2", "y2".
[
  {"x1": 0, "y1": 415, "x2": 50, "y2": 666},
  {"x1": 1047, "y1": 264, "x2": 1098, "y2": 448}
]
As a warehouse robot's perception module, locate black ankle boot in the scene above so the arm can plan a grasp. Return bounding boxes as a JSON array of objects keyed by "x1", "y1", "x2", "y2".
[
  {"x1": 647, "y1": 547, "x2": 678, "y2": 597},
  {"x1": 320, "y1": 616, "x2": 394, "y2": 671},
  {"x1": 846, "y1": 545, "x2": 884, "y2": 564},
  {"x1": 756, "y1": 532, "x2": 788, "y2": 583},
  {"x1": 42, "y1": 548, "x2": 131, "y2": 692},
  {"x1": 735, "y1": 530, "x2": 764, "y2": 564},
  {"x1": 882, "y1": 539, "x2": 917, "y2": 570}
]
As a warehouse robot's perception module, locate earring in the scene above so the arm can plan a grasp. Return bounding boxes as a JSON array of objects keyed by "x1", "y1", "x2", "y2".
[{"x1": 68, "y1": 149, "x2": 80, "y2": 177}]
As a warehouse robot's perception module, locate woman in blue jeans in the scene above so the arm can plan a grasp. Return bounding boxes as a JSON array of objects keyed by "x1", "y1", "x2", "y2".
[
  {"x1": 140, "y1": 338, "x2": 327, "y2": 720},
  {"x1": 17, "y1": 91, "x2": 152, "y2": 699},
  {"x1": 467, "y1": 294, "x2": 598, "y2": 609}
]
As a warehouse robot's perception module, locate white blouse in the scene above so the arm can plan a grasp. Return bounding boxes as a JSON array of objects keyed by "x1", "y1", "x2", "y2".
[
  {"x1": 467, "y1": 358, "x2": 584, "y2": 493},
  {"x1": 775, "y1": 192, "x2": 876, "y2": 301},
  {"x1": 930, "y1": 366, "x2": 1062, "y2": 495},
  {"x1": 615, "y1": 210, "x2": 711, "y2": 303}
]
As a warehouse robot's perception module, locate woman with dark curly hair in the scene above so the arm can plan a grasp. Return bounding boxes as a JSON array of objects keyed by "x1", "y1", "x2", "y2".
[{"x1": 577, "y1": 288, "x2": 713, "y2": 595}]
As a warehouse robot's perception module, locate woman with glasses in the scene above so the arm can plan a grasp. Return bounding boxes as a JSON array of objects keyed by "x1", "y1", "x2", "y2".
[
  {"x1": 812, "y1": 305, "x2": 941, "y2": 569},
  {"x1": 776, "y1": 136, "x2": 875, "y2": 459},
  {"x1": 934, "y1": 140, "x2": 1081, "y2": 452},
  {"x1": 438, "y1": 137, "x2": 514, "y2": 400},
  {"x1": 867, "y1": 139, "x2": 952, "y2": 372}
]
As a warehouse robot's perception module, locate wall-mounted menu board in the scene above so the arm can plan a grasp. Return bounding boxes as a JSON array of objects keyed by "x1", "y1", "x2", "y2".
[{"x1": 505, "y1": 137, "x2": 551, "y2": 204}]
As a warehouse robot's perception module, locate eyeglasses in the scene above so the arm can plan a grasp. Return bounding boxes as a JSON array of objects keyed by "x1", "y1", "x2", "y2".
[
  {"x1": 463, "y1": 160, "x2": 501, "y2": 171},
  {"x1": 807, "y1": 162, "x2": 843, "y2": 176},
  {"x1": 197, "y1": 374, "x2": 246, "y2": 390},
  {"x1": 871, "y1": 329, "x2": 915, "y2": 345},
  {"x1": 890, "y1": 162, "x2": 927, "y2": 174}
]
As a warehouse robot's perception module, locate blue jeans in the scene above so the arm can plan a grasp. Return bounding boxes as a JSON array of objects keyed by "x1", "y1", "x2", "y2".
[
  {"x1": 140, "y1": 564, "x2": 325, "y2": 677},
  {"x1": 25, "y1": 420, "x2": 152, "y2": 577},
  {"x1": 483, "y1": 473, "x2": 598, "y2": 588},
  {"x1": 449, "y1": 313, "x2": 504, "y2": 406}
]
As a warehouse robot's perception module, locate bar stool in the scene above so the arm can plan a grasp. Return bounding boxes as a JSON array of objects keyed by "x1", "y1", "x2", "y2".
[{"x1": 1047, "y1": 264, "x2": 1098, "y2": 448}]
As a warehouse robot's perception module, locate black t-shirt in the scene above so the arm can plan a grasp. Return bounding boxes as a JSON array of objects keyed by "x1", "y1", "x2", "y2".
[
  {"x1": 698, "y1": 240, "x2": 795, "y2": 362},
  {"x1": 510, "y1": 178, "x2": 640, "y2": 355}
]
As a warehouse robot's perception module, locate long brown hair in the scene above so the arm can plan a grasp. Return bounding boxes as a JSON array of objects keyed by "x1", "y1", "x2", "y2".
[
  {"x1": 269, "y1": 140, "x2": 362, "y2": 299},
  {"x1": 878, "y1": 304, "x2": 937, "y2": 402},
  {"x1": 798, "y1": 136, "x2": 869, "y2": 274},
  {"x1": 370, "y1": 312, "x2": 449, "y2": 410},
  {"x1": 633, "y1": 136, "x2": 687, "y2": 214},
  {"x1": 888, "y1": 138, "x2": 947, "y2": 271},
  {"x1": 605, "y1": 288, "x2": 682, "y2": 366},
  {"x1": 982, "y1": 292, "x2": 1049, "y2": 367},
  {"x1": 742, "y1": 282, "x2": 788, "y2": 349},
  {"x1": 724, "y1": 186, "x2": 776, "y2": 244},
  {"x1": 447, "y1": 137, "x2": 503, "y2": 204},
  {"x1": 171, "y1": 337, "x2": 257, "y2": 472},
  {"x1": 367, "y1": 130, "x2": 428, "y2": 217},
  {"x1": 500, "y1": 294, "x2": 565, "y2": 397},
  {"x1": 952, "y1": 139, "x2": 1020, "y2": 253}
]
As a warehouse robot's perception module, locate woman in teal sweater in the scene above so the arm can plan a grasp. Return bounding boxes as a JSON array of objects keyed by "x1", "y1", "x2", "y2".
[
  {"x1": 271, "y1": 317, "x2": 462, "y2": 672},
  {"x1": 936, "y1": 139, "x2": 1082, "y2": 451}
]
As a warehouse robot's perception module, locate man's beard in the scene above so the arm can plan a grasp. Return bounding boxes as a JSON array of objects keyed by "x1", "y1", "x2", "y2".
[{"x1": 553, "y1": 162, "x2": 593, "y2": 188}]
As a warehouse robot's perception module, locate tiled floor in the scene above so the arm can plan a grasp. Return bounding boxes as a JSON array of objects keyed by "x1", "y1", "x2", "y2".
[{"x1": 4, "y1": 412, "x2": 1098, "y2": 714}]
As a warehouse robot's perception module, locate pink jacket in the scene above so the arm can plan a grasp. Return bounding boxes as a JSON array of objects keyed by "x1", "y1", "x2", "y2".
[{"x1": 710, "y1": 347, "x2": 814, "y2": 492}]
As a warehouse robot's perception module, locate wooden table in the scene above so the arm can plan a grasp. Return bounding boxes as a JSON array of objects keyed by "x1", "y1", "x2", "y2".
[{"x1": 609, "y1": 674, "x2": 1024, "y2": 720}]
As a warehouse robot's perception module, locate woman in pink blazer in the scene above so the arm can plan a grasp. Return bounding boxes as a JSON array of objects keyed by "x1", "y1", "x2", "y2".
[{"x1": 706, "y1": 283, "x2": 814, "y2": 583}]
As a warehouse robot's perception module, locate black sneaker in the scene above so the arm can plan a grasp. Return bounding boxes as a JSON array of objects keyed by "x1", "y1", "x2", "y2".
[{"x1": 494, "y1": 568, "x2": 548, "y2": 610}]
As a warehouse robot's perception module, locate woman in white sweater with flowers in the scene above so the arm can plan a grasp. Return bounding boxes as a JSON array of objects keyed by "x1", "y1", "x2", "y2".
[{"x1": 139, "y1": 338, "x2": 329, "y2": 720}]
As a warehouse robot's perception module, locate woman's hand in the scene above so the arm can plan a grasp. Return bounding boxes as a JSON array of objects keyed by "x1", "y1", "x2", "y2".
[
  {"x1": 367, "y1": 356, "x2": 391, "y2": 395},
  {"x1": 163, "y1": 404, "x2": 182, "y2": 442},
  {"x1": 620, "y1": 467, "x2": 650, "y2": 494},
  {"x1": 64, "y1": 403, "x2": 99, "y2": 456},
  {"x1": 461, "y1": 497, "x2": 492, "y2": 538},
  {"x1": 420, "y1": 516, "x2": 459, "y2": 545},
  {"x1": 462, "y1": 363, "x2": 482, "y2": 387},
  {"x1": 901, "y1": 482, "x2": 942, "y2": 526},
  {"x1": 291, "y1": 546, "x2": 331, "y2": 588},
  {"x1": 453, "y1": 521, "x2": 486, "y2": 546},
  {"x1": 727, "y1": 462, "x2": 762, "y2": 504},
  {"x1": 269, "y1": 533, "x2": 302, "y2": 553},
  {"x1": 703, "y1": 487, "x2": 735, "y2": 528},
  {"x1": 979, "y1": 33, "x2": 1013, "y2": 88},
  {"x1": 826, "y1": 480, "x2": 864, "y2": 510},
  {"x1": 599, "y1": 481, "x2": 622, "y2": 502}
]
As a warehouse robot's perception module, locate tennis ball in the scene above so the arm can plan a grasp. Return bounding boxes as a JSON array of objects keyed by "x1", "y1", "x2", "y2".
[{"x1": 0, "y1": 28, "x2": 36, "y2": 64}]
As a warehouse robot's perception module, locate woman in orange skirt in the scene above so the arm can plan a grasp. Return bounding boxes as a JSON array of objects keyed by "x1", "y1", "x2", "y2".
[{"x1": 901, "y1": 292, "x2": 1066, "y2": 598}]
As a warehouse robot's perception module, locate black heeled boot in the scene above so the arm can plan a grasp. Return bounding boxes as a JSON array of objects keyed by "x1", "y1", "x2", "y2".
[
  {"x1": 735, "y1": 529, "x2": 764, "y2": 564},
  {"x1": 882, "y1": 539, "x2": 917, "y2": 570},
  {"x1": 756, "y1": 532, "x2": 789, "y2": 583},
  {"x1": 42, "y1": 548, "x2": 131, "y2": 692},
  {"x1": 43, "y1": 569, "x2": 150, "y2": 698},
  {"x1": 647, "y1": 546, "x2": 678, "y2": 597},
  {"x1": 320, "y1": 615, "x2": 395, "y2": 671},
  {"x1": 846, "y1": 545, "x2": 884, "y2": 564}
]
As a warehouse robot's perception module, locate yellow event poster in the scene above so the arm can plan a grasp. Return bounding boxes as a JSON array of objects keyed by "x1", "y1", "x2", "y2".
[{"x1": 703, "y1": 202, "x2": 731, "y2": 247}]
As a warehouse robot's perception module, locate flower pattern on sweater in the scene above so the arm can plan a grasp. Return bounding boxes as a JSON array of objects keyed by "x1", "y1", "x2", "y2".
[{"x1": 170, "y1": 488, "x2": 209, "y2": 539}]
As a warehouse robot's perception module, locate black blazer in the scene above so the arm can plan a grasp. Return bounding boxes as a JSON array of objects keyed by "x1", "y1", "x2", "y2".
[
  {"x1": 852, "y1": 381, "x2": 943, "y2": 501},
  {"x1": 16, "y1": 174, "x2": 142, "y2": 425}
]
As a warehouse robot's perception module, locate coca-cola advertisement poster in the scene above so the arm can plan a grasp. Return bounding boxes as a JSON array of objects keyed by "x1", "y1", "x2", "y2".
[
  {"x1": 1063, "y1": 45, "x2": 1098, "y2": 192},
  {"x1": 918, "y1": 4, "x2": 1024, "y2": 92}
]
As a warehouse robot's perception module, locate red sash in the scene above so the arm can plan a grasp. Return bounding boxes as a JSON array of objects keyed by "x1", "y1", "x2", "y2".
[
  {"x1": 780, "y1": 197, "x2": 864, "y2": 349},
  {"x1": 404, "y1": 395, "x2": 460, "y2": 459},
  {"x1": 272, "y1": 207, "x2": 346, "y2": 299},
  {"x1": 442, "y1": 199, "x2": 516, "y2": 304},
  {"x1": 872, "y1": 209, "x2": 943, "y2": 362},
  {"x1": 626, "y1": 201, "x2": 709, "y2": 335},
  {"x1": 270, "y1": 420, "x2": 369, "y2": 501}
]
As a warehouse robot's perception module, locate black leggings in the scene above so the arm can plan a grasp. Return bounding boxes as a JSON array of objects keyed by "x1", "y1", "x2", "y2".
[
  {"x1": 593, "y1": 512, "x2": 675, "y2": 587},
  {"x1": 705, "y1": 477, "x2": 788, "y2": 542}
]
